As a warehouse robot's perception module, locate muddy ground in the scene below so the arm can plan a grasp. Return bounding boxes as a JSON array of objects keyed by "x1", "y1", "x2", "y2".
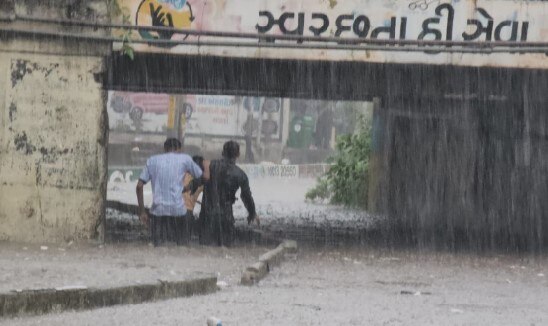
[{"x1": 3, "y1": 246, "x2": 547, "y2": 325}]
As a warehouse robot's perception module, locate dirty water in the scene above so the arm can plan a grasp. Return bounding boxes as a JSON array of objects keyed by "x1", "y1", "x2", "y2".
[{"x1": 106, "y1": 177, "x2": 380, "y2": 245}]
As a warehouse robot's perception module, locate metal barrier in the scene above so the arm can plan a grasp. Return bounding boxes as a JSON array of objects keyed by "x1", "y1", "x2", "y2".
[{"x1": 108, "y1": 164, "x2": 332, "y2": 183}]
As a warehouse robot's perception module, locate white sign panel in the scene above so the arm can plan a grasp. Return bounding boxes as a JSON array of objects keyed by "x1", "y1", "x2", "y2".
[
  {"x1": 115, "y1": 0, "x2": 548, "y2": 68},
  {"x1": 186, "y1": 95, "x2": 283, "y2": 139},
  {"x1": 186, "y1": 95, "x2": 241, "y2": 136}
]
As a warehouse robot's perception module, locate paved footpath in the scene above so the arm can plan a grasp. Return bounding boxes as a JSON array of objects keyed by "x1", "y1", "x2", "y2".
[
  {"x1": 0, "y1": 242, "x2": 265, "y2": 294},
  {"x1": 3, "y1": 245, "x2": 548, "y2": 326}
]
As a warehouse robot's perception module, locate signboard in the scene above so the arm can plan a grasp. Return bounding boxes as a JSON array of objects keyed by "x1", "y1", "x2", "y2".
[
  {"x1": 188, "y1": 96, "x2": 283, "y2": 139},
  {"x1": 186, "y1": 95, "x2": 242, "y2": 136},
  {"x1": 114, "y1": 0, "x2": 548, "y2": 69},
  {"x1": 108, "y1": 91, "x2": 283, "y2": 138}
]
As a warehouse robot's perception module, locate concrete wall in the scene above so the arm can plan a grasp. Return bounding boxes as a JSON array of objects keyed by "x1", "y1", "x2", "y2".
[
  {"x1": 377, "y1": 67, "x2": 548, "y2": 250},
  {"x1": 0, "y1": 1, "x2": 110, "y2": 243}
]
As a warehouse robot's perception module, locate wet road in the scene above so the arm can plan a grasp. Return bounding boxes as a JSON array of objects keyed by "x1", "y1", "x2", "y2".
[
  {"x1": 10, "y1": 175, "x2": 541, "y2": 324},
  {"x1": 4, "y1": 247, "x2": 547, "y2": 326},
  {"x1": 0, "y1": 242, "x2": 264, "y2": 293}
]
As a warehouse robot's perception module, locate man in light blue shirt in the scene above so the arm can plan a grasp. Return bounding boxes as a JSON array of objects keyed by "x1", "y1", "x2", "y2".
[{"x1": 136, "y1": 138, "x2": 203, "y2": 246}]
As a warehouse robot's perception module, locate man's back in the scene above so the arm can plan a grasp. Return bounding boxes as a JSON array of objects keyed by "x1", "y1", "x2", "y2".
[
  {"x1": 140, "y1": 152, "x2": 202, "y2": 217},
  {"x1": 196, "y1": 140, "x2": 258, "y2": 246},
  {"x1": 208, "y1": 159, "x2": 254, "y2": 209},
  {"x1": 199, "y1": 158, "x2": 256, "y2": 245}
]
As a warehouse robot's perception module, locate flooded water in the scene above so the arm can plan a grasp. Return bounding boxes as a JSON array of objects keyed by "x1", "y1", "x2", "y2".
[{"x1": 106, "y1": 176, "x2": 379, "y2": 246}]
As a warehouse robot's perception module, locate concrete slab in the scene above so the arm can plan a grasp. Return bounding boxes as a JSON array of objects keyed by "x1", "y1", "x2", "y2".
[
  {"x1": 0, "y1": 277, "x2": 217, "y2": 318},
  {"x1": 242, "y1": 239, "x2": 298, "y2": 286}
]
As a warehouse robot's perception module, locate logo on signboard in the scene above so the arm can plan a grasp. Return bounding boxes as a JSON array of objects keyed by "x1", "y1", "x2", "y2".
[{"x1": 136, "y1": 0, "x2": 195, "y2": 42}]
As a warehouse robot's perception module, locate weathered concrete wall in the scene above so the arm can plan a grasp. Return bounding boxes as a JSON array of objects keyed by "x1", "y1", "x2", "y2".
[
  {"x1": 0, "y1": 49, "x2": 108, "y2": 243},
  {"x1": 378, "y1": 67, "x2": 548, "y2": 251},
  {"x1": 0, "y1": 1, "x2": 110, "y2": 243}
]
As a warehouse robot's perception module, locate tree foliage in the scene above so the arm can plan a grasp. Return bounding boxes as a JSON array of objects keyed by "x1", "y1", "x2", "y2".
[{"x1": 306, "y1": 114, "x2": 372, "y2": 209}]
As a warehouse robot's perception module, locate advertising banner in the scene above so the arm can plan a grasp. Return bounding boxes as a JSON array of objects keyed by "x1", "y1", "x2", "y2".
[{"x1": 108, "y1": 91, "x2": 283, "y2": 138}]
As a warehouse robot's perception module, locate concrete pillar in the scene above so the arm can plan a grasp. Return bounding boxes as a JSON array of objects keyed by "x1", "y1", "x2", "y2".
[
  {"x1": 367, "y1": 97, "x2": 382, "y2": 212},
  {"x1": 0, "y1": 1, "x2": 111, "y2": 243}
]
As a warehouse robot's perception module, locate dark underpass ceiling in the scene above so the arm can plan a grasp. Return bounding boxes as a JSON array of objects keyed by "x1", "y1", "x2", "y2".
[{"x1": 107, "y1": 52, "x2": 548, "y2": 102}]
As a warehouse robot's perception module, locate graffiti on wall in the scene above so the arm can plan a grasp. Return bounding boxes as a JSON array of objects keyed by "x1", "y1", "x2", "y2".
[{"x1": 135, "y1": 0, "x2": 195, "y2": 41}]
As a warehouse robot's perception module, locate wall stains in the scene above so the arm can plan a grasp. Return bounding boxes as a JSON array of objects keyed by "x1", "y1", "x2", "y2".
[
  {"x1": 13, "y1": 132, "x2": 36, "y2": 155},
  {"x1": 8, "y1": 103, "x2": 16, "y2": 122},
  {"x1": 93, "y1": 71, "x2": 103, "y2": 84},
  {"x1": 10, "y1": 60, "x2": 60, "y2": 88},
  {"x1": 39, "y1": 146, "x2": 70, "y2": 163},
  {"x1": 11, "y1": 60, "x2": 31, "y2": 88},
  {"x1": 35, "y1": 162, "x2": 42, "y2": 185},
  {"x1": 55, "y1": 106, "x2": 69, "y2": 122},
  {"x1": 20, "y1": 200, "x2": 36, "y2": 219}
]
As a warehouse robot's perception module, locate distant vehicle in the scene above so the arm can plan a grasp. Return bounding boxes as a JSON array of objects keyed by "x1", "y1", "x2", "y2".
[{"x1": 110, "y1": 92, "x2": 170, "y2": 121}]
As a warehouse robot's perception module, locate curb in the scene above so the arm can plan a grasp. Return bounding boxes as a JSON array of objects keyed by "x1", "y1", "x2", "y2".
[
  {"x1": 241, "y1": 240, "x2": 297, "y2": 286},
  {"x1": 0, "y1": 276, "x2": 217, "y2": 318},
  {"x1": 106, "y1": 200, "x2": 141, "y2": 215}
]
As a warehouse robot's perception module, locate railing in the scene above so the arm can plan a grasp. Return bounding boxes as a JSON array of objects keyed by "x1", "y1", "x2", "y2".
[
  {"x1": 3, "y1": 14, "x2": 548, "y2": 54},
  {"x1": 107, "y1": 163, "x2": 332, "y2": 183}
]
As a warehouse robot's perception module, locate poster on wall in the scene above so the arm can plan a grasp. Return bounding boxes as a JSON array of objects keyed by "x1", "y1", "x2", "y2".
[
  {"x1": 185, "y1": 96, "x2": 283, "y2": 139},
  {"x1": 108, "y1": 91, "x2": 171, "y2": 133},
  {"x1": 107, "y1": 91, "x2": 283, "y2": 139}
]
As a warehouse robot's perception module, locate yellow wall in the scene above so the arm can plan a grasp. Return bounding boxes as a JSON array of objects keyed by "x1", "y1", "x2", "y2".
[{"x1": 0, "y1": 38, "x2": 108, "y2": 243}]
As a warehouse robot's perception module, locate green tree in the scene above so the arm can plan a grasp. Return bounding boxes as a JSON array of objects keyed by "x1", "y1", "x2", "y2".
[{"x1": 306, "y1": 114, "x2": 372, "y2": 209}]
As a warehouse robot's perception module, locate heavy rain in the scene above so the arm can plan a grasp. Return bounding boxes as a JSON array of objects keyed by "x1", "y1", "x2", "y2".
[{"x1": 1, "y1": 0, "x2": 548, "y2": 325}]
